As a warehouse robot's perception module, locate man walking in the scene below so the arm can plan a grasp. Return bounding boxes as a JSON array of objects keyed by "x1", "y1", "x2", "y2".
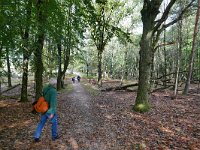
[{"x1": 34, "y1": 78, "x2": 59, "y2": 142}]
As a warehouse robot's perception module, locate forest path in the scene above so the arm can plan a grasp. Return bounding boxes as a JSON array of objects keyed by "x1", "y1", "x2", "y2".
[
  {"x1": 57, "y1": 81, "x2": 109, "y2": 150},
  {"x1": 1, "y1": 79, "x2": 200, "y2": 149},
  {"x1": 25, "y1": 80, "x2": 111, "y2": 150},
  {"x1": 1, "y1": 80, "x2": 117, "y2": 150}
]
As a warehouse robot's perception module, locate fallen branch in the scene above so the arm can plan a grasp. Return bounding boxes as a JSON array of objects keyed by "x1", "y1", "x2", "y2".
[
  {"x1": 152, "y1": 85, "x2": 174, "y2": 92},
  {"x1": 101, "y1": 83, "x2": 138, "y2": 91},
  {"x1": 1, "y1": 84, "x2": 21, "y2": 93}
]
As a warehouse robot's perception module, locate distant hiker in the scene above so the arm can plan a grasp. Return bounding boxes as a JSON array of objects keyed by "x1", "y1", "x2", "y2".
[
  {"x1": 34, "y1": 78, "x2": 60, "y2": 142},
  {"x1": 77, "y1": 75, "x2": 81, "y2": 82},
  {"x1": 72, "y1": 77, "x2": 75, "y2": 83}
]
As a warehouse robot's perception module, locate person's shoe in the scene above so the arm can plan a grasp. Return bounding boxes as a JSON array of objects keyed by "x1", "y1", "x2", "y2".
[
  {"x1": 52, "y1": 135, "x2": 61, "y2": 141},
  {"x1": 34, "y1": 138, "x2": 40, "y2": 143}
]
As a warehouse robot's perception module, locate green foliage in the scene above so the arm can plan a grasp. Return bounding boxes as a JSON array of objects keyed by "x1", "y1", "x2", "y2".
[
  {"x1": 112, "y1": 26, "x2": 132, "y2": 44},
  {"x1": 0, "y1": 0, "x2": 199, "y2": 98}
]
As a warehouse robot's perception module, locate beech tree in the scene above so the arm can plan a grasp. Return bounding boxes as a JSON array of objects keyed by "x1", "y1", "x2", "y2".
[
  {"x1": 133, "y1": 0, "x2": 195, "y2": 112},
  {"x1": 34, "y1": 0, "x2": 48, "y2": 99},
  {"x1": 20, "y1": 0, "x2": 32, "y2": 102},
  {"x1": 0, "y1": 0, "x2": 17, "y2": 88},
  {"x1": 88, "y1": 0, "x2": 131, "y2": 86}
]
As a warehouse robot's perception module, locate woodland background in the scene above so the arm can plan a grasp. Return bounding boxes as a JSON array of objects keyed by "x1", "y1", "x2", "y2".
[
  {"x1": 0, "y1": 0, "x2": 200, "y2": 149},
  {"x1": 0, "y1": 0, "x2": 200, "y2": 112}
]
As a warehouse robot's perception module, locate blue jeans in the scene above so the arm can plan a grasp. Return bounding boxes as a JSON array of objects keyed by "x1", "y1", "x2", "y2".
[{"x1": 34, "y1": 113, "x2": 58, "y2": 139}]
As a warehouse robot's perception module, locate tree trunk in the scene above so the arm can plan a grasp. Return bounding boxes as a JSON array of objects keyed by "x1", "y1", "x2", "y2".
[
  {"x1": 0, "y1": 43, "x2": 2, "y2": 68},
  {"x1": 57, "y1": 2, "x2": 72, "y2": 90},
  {"x1": 150, "y1": 52, "x2": 155, "y2": 91},
  {"x1": 183, "y1": 0, "x2": 200, "y2": 95},
  {"x1": 57, "y1": 45, "x2": 70, "y2": 90},
  {"x1": 57, "y1": 43, "x2": 70, "y2": 90},
  {"x1": 163, "y1": 28, "x2": 167, "y2": 88},
  {"x1": 6, "y1": 47, "x2": 12, "y2": 87},
  {"x1": 0, "y1": 81, "x2": 1, "y2": 95},
  {"x1": 124, "y1": 47, "x2": 128, "y2": 80},
  {"x1": 20, "y1": 0, "x2": 32, "y2": 102},
  {"x1": 86, "y1": 63, "x2": 89, "y2": 77},
  {"x1": 110, "y1": 48, "x2": 113, "y2": 78},
  {"x1": 133, "y1": 0, "x2": 163, "y2": 112},
  {"x1": 34, "y1": 35, "x2": 44, "y2": 100},
  {"x1": 0, "y1": 44, "x2": 2, "y2": 95},
  {"x1": 133, "y1": 37, "x2": 152, "y2": 112},
  {"x1": 102, "y1": 83, "x2": 138, "y2": 91},
  {"x1": 34, "y1": 0, "x2": 46, "y2": 100},
  {"x1": 132, "y1": 0, "x2": 193, "y2": 112},
  {"x1": 198, "y1": 42, "x2": 200, "y2": 94},
  {"x1": 174, "y1": 21, "x2": 183, "y2": 97},
  {"x1": 20, "y1": 56, "x2": 29, "y2": 102},
  {"x1": 57, "y1": 42, "x2": 62, "y2": 90},
  {"x1": 97, "y1": 49, "x2": 103, "y2": 86}
]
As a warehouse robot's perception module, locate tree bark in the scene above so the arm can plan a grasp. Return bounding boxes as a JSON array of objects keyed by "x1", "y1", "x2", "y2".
[
  {"x1": 124, "y1": 46, "x2": 128, "y2": 80},
  {"x1": 133, "y1": 0, "x2": 194, "y2": 112},
  {"x1": 0, "y1": 44, "x2": 2, "y2": 95},
  {"x1": 57, "y1": 3, "x2": 71, "y2": 90},
  {"x1": 57, "y1": 42, "x2": 70, "y2": 90},
  {"x1": 0, "y1": 81, "x2": 1, "y2": 95},
  {"x1": 97, "y1": 49, "x2": 103, "y2": 86},
  {"x1": 34, "y1": 0, "x2": 46, "y2": 100},
  {"x1": 163, "y1": 28, "x2": 167, "y2": 88},
  {"x1": 21, "y1": 56, "x2": 29, "y2": 101},
  {"x1": 20, "y1": 0, "x2": 32, "y2": 102},
  {"x1": 102, "y1": 83, "x2": 138, "y2": 91},
  {"x1": 57, "y1": 42, "x2": 62, "y2": 90},
  {"x1": 183, "y1": 0, "x2": 200, "y2": 95},
  {"x1": 133, "y1": 0, "x2": 162, "y2": 112},
  {"x1": 6, "y1": 47, "x2": 12, "y2": 87},
  {"x1": 174, "y1": 20, "x2": 183, "y2": 97},
  {"x1": 86, "y1": 63, "x2": 89, "y2": 77}
]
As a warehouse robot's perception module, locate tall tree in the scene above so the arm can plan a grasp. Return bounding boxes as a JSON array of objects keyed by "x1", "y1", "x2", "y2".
[
  {"x1": 57, "y1": 1, "x2": 72, "y2": 90},
  {"x1": 6, "y1": 47, "x2": 12, "y2": 87},
  {"x1": 86, "y1": 0, "x2": 130, "y2": 86},
  {"x1": 20, "y1": 0, "x2": 32, "y2": 102},
  {"x1": 91, "y1": 1, "x2": 107, "y2": 86},
  {"x1": 0, "y1": 0, "x2": 17, "y2": 88},
  {"x1": 34, "y1": 0, "x2": 48, "y2": 99},
  {"x1": 133, "y1": 0, "x2": 195, "y2": 112},
  {"x1": 54, "y1": 0, "x2": 86, "y2": 90},
  {"x1": 183, "y1": 0, "x2": 200, "y2": 95},
  {"x1": 174, "y1": 20, "x2": 183, "y2": 97}
]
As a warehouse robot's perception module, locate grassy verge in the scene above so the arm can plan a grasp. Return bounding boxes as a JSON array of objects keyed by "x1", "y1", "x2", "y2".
[
  {"x1": 81, "y1": 81, "x2": 99, "y2": 97},
  {"x1": 59, "y1": 83, "x2": 74, "y2": 94}
]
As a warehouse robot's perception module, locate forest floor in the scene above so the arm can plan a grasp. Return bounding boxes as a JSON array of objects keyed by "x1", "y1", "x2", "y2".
[{"x1": 0, "y1": 78, "x2": 200, "y2": 150}]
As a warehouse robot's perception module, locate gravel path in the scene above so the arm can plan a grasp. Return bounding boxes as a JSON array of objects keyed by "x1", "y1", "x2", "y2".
[
  {"x1": 58, "y1": 82, "x2": 106, "y2": 150},
  {"x1": 53, "y1": 81, "x2": 118, "y2": 150}
]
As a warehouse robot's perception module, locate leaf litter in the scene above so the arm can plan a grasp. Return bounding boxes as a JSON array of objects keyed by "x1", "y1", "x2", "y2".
[{"x1": 0, "y1": 79, "x2": 200, "y2": 150}]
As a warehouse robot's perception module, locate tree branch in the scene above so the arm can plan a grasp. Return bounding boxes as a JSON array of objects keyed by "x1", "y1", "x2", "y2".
[
  {"x1": 154, "y1": 0, "x2": 176, "y2": 32},
  {"x1": 154, "y1": 41, "x2": 176, "y2": 50},
  {"x1": 162, "y1": 0, "x2": 196, "y2": 30}
]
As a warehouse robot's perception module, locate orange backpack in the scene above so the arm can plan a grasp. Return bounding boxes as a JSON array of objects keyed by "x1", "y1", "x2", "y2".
[{"x1": 34, "y1": 96, "x2": 49, "y2": 113}]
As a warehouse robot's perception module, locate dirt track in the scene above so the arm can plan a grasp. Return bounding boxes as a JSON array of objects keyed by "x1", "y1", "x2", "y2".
[{"x1": 0, "y1": 79, "x2": 200, "y2": 149}]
